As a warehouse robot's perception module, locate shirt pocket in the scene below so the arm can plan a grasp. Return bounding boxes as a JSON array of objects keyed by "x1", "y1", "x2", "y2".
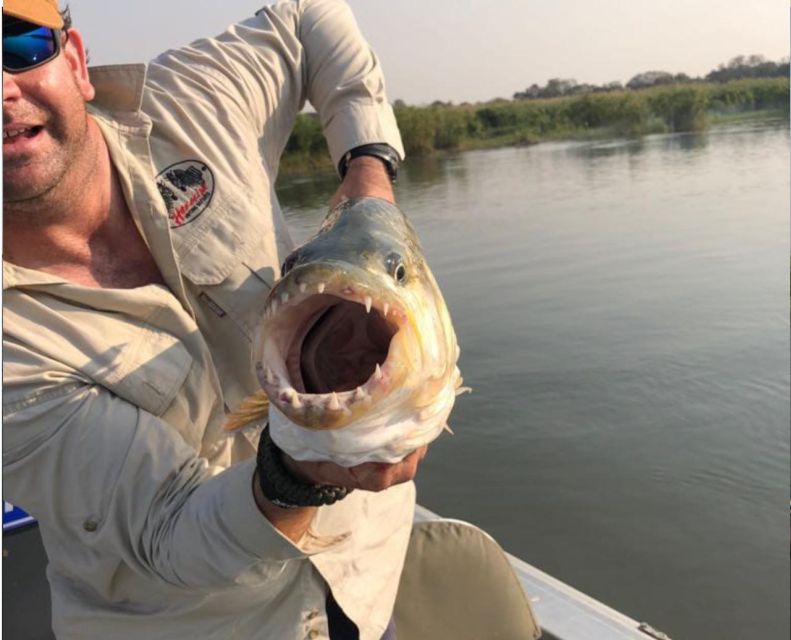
[
  {"x1": 176, "y1": 195, "x2": 280, "y2": 341},
  {"x1": 3, "y1": 291, "x2": 194, "y2": 420}
]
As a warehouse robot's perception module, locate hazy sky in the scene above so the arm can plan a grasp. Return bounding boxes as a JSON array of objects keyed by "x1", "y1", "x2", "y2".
[{"x1": 72, "y1": 0, "x2": 788, "y2": 105}]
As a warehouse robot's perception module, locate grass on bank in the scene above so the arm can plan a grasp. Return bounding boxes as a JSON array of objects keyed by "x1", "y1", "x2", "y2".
[{"x1": 279, "y1": 77, "x2": 789, "y2": 176}]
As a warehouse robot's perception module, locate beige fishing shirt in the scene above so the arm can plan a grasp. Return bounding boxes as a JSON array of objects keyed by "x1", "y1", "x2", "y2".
[{"x1": 2, "y1": 1, "x2": 412, "y2": 639}]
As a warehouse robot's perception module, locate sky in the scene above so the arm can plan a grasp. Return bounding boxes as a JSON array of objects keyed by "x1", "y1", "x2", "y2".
[{"x1": 72, "y1": 0, "x2": 788, "y2": 105}]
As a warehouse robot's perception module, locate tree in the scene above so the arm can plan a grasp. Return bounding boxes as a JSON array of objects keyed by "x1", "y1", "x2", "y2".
[{"x1": 626, "y1": 71, "x2": 674, "y2": 90}]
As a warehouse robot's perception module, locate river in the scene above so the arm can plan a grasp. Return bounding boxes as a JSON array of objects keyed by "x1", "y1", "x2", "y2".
[{"x1": 276, "y1": 118, "x2": 790, "y2": 640}]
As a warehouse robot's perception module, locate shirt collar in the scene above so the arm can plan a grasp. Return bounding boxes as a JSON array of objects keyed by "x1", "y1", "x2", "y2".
[
  {"x1": 88, "y1": 64, "x2": 147, "y2": 114},
  {"x1": 3, "y1": 261, "x2": 67, "y2": 290}
]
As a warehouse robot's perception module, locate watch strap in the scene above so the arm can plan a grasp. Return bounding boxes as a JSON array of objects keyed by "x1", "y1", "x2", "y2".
[{"x1": 338, "y1": 143, "x2": 399, "y2": 183}]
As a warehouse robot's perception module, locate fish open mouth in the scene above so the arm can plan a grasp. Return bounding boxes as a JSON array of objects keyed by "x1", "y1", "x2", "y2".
[{"x1": 255, "y1": 270, "x2": 407, "y2": 428}]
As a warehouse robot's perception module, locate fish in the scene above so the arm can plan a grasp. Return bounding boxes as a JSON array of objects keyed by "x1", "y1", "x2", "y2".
[{"x1": 230, "y1": 196, "x2": 466, "y2": 466}]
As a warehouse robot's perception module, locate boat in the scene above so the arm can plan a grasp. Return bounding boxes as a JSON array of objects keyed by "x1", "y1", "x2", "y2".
[{"x1": 3, "y1": 502, "x2": 672, "y2": 639}]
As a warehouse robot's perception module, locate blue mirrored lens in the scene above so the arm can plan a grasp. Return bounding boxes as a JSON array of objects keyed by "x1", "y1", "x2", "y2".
[{"x1": 3, "y1": 24, "x2": 57, "y2": 71}]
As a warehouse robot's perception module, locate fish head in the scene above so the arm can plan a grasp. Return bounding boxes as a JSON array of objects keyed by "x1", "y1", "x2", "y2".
[{"x1": 252, "y1": 197, "x2": 461, "y2": 459}]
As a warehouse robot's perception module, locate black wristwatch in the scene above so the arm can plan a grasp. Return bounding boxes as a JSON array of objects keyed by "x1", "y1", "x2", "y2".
[
  {"x1": 338, "y1": 143, "x2": 399, "y2": 183},
  {"x1": 256, "y1": 426, "x2": 351, "y2": 509}
]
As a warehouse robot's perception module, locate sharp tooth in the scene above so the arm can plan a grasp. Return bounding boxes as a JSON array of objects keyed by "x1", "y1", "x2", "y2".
[
  {"x1": 374, "y1": 364, "x2": 383, "y2": 382},
  {"x1": 364, "y1": 296, "x2": 372, "y2": 314},
  {"x1": 353, "y1": 386, "x2": 367, "y2": 401},
  {"x1": 443, "y1": 423, "x2": 455, "y2": 435},
  {"x1": 317, "y1": 282, "x2": 326, "y2": 294},
  {"x1": 281, "y1": 292, "x2": 289, "y2": 304},
  {"x1": 299, "y1": 283, "x2": 307, "y2": 293},
  {"x1": 383, "y1": 302, "x2": 390, "y2": 317},
  {"x1": 265, "y1": 367, "x2": 276, "y2": 384},
  {"x1": 280, "y1": 388, "x2": 301, "y2": 408},
  {"x1": 328, "y1": 392, "x2": 341, "y2": 411}
]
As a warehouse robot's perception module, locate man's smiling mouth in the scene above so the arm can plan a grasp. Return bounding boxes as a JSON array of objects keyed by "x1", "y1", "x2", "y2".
[{"x1": 3, "y1": 126, "x2": 43, "y2": 142}]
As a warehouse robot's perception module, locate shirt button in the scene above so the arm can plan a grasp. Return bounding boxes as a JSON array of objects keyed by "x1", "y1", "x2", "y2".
[
  {"x1": 83, "y1": 519, "x2": 99, "y2": 532},
  {"x1": 308, "y1": 630, "x2": 319, "y2": 639}
]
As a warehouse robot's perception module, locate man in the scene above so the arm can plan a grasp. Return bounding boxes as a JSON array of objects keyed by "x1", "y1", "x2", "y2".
[{"x1": 2, "y1": 1, "x2": 426, "y2": 638}]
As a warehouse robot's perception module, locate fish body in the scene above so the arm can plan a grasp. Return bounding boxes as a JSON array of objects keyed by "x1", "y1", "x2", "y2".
[{"x1": 251, "y1": 197, "x2": 463, "y2": 465}]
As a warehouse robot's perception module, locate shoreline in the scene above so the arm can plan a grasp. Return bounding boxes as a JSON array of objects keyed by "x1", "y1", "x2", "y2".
[{"x1": 277, "y1": 107, "x2": 787, "y2": 179}]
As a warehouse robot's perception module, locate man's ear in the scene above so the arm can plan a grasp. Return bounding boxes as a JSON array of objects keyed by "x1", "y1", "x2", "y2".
[{"x1": 61, "y1": 29, "x2": 95, "y2": 102}]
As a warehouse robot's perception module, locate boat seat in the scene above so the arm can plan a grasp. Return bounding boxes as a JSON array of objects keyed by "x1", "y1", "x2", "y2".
[{"x1": 393, "y1": 519, "x2": 542, "y2": 640}]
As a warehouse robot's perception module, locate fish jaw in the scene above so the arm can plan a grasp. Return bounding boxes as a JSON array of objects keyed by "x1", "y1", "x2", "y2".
[
  {"x1": 251, "y1": 196, "x2": 464, "y2": 464},
  {"x1": 253, "y1": 261, "x2": 413, "y2": 430}
]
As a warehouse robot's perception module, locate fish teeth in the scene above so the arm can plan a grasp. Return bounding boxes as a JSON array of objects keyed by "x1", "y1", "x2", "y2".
[
  {"x1": 374, "y1": 363, "x2": 383, "y2": 382},
  {"x1": 280, "y1": 388, "x2": 301, "y2": 409},
  {"x1": 265, "y1": 367, "x2": 276, "y2": 385},
  {"x1": 364, "y1": 295, "x2": 373, "y2": 314},
  {"x1": 299, "y1": 283, "x2": 307, "y2": 294},
  {"x1": 443, "y1": 423, "x2": 455, "y2": 435},
  {"x1": 270, "y1": 299, "x2": 279, "y2": 314},
  {"x1": 328, "y1": 392, "x2": 341, "y2": 411},
  {"x1": 353, "y1": 386, "x2": 367, "y2": 401},
  {"x1": 317, "y1": 282, "x2": 326, "y2": 294},
  {"x1": 281, "y1": 292, "x2": 289, "y2": 304},
  {"x1": 383, "y1": 302, "x2": 390, "y2": 317}
]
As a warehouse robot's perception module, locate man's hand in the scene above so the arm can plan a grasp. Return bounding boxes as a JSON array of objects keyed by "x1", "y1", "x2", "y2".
[
  {"x1": 253, "y1": 445, "x2": 427, "y2": 544},
  {"x1": 283, "y1": 445, "x2": 428, "y2": 493},
  {"x1": 329, "y1": 155, "x2": 395, "y2": 209}
]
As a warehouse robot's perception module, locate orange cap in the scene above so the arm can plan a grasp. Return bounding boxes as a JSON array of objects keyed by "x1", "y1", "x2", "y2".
[{"x1": 3, "y1": 0, "x2": 64, "y2": 29}]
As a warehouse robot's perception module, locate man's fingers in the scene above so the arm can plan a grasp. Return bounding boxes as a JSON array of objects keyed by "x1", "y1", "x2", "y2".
[{"x1": 288, "y1": 445, "x2": 429, "y2": 492}]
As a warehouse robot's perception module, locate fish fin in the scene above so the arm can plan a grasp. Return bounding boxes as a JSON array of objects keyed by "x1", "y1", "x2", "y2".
[
  {"x1": 455, "y1": 386, "x2": 472, "y2": 396},
  {"x1": 224, "y1": 391, "x2": 270, "y2": 431},
  {"x1": 443, "y1": 423, "x2": 455, "y2": 436}
]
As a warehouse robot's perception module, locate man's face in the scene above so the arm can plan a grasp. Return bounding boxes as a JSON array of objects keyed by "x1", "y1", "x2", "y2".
[{"x1": 3, "y1": 25, "x2": 95, "y2": 204}]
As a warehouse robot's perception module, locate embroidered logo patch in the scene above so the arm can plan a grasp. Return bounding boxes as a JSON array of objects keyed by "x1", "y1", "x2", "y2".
[{"x1": 155, "y1": 160, "x2": 215, "y2": 228}]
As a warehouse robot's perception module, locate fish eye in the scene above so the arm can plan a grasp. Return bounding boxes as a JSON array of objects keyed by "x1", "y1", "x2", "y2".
[{"x1": 385, "y1": 253, "x2": 407, "y2": 284}]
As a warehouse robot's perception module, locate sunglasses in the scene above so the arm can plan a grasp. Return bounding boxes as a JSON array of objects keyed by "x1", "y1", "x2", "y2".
[{"x1": 3, "y1": 17, "x2": 63, "y2": 74}]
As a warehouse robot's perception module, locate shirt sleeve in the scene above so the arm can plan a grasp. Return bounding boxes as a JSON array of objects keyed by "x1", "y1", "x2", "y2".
[
  {"x1": 2, "y1": 348, "x2": 311, "y2": 590},
  {"x1": 146, "y1": 0, "x2": 404, "y2": 175}
]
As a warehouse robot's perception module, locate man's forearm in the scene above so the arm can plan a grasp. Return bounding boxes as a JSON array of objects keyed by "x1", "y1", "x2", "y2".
[{"x1": 330, "y1": 156, "x2": 395, "y2": 208}]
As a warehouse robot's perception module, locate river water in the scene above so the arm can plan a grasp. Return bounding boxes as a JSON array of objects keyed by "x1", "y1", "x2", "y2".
[{"x1": 276, "y1": 119, "x2": 790, "y2": 640}]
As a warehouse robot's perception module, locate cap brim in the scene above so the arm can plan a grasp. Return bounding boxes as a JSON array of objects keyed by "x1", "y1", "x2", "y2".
[{"x1": 3, "y1": 3, "x2": 64, "y2": 29}]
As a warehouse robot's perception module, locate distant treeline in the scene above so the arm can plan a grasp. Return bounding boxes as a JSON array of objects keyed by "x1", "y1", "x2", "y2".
[
  {"x1": 280, "y1": 57, "x2": 789, "y2": 172},
  {"x1": 392, "y1": 78, "x2": 788, "y2": 155},
  {"x1": 512, "y1": 54, "x2": 788, "y2": 99}
]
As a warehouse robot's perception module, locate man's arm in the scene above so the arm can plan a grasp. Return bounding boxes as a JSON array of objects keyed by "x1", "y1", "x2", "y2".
[
  {"x1": 329, "y1": 155, "x2": 395, "y2": 208},
  {"x1": 2, "y1": 373, "x2": 307, "y2": 588}
]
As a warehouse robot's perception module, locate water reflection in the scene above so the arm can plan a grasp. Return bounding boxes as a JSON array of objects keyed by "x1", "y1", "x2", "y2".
[
  {"x1": 275, "y1": 120, "x2": 790, "y2": 640},
  {"x1": 276, "y1": 169, "x2": 337, "y2": 210}
]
